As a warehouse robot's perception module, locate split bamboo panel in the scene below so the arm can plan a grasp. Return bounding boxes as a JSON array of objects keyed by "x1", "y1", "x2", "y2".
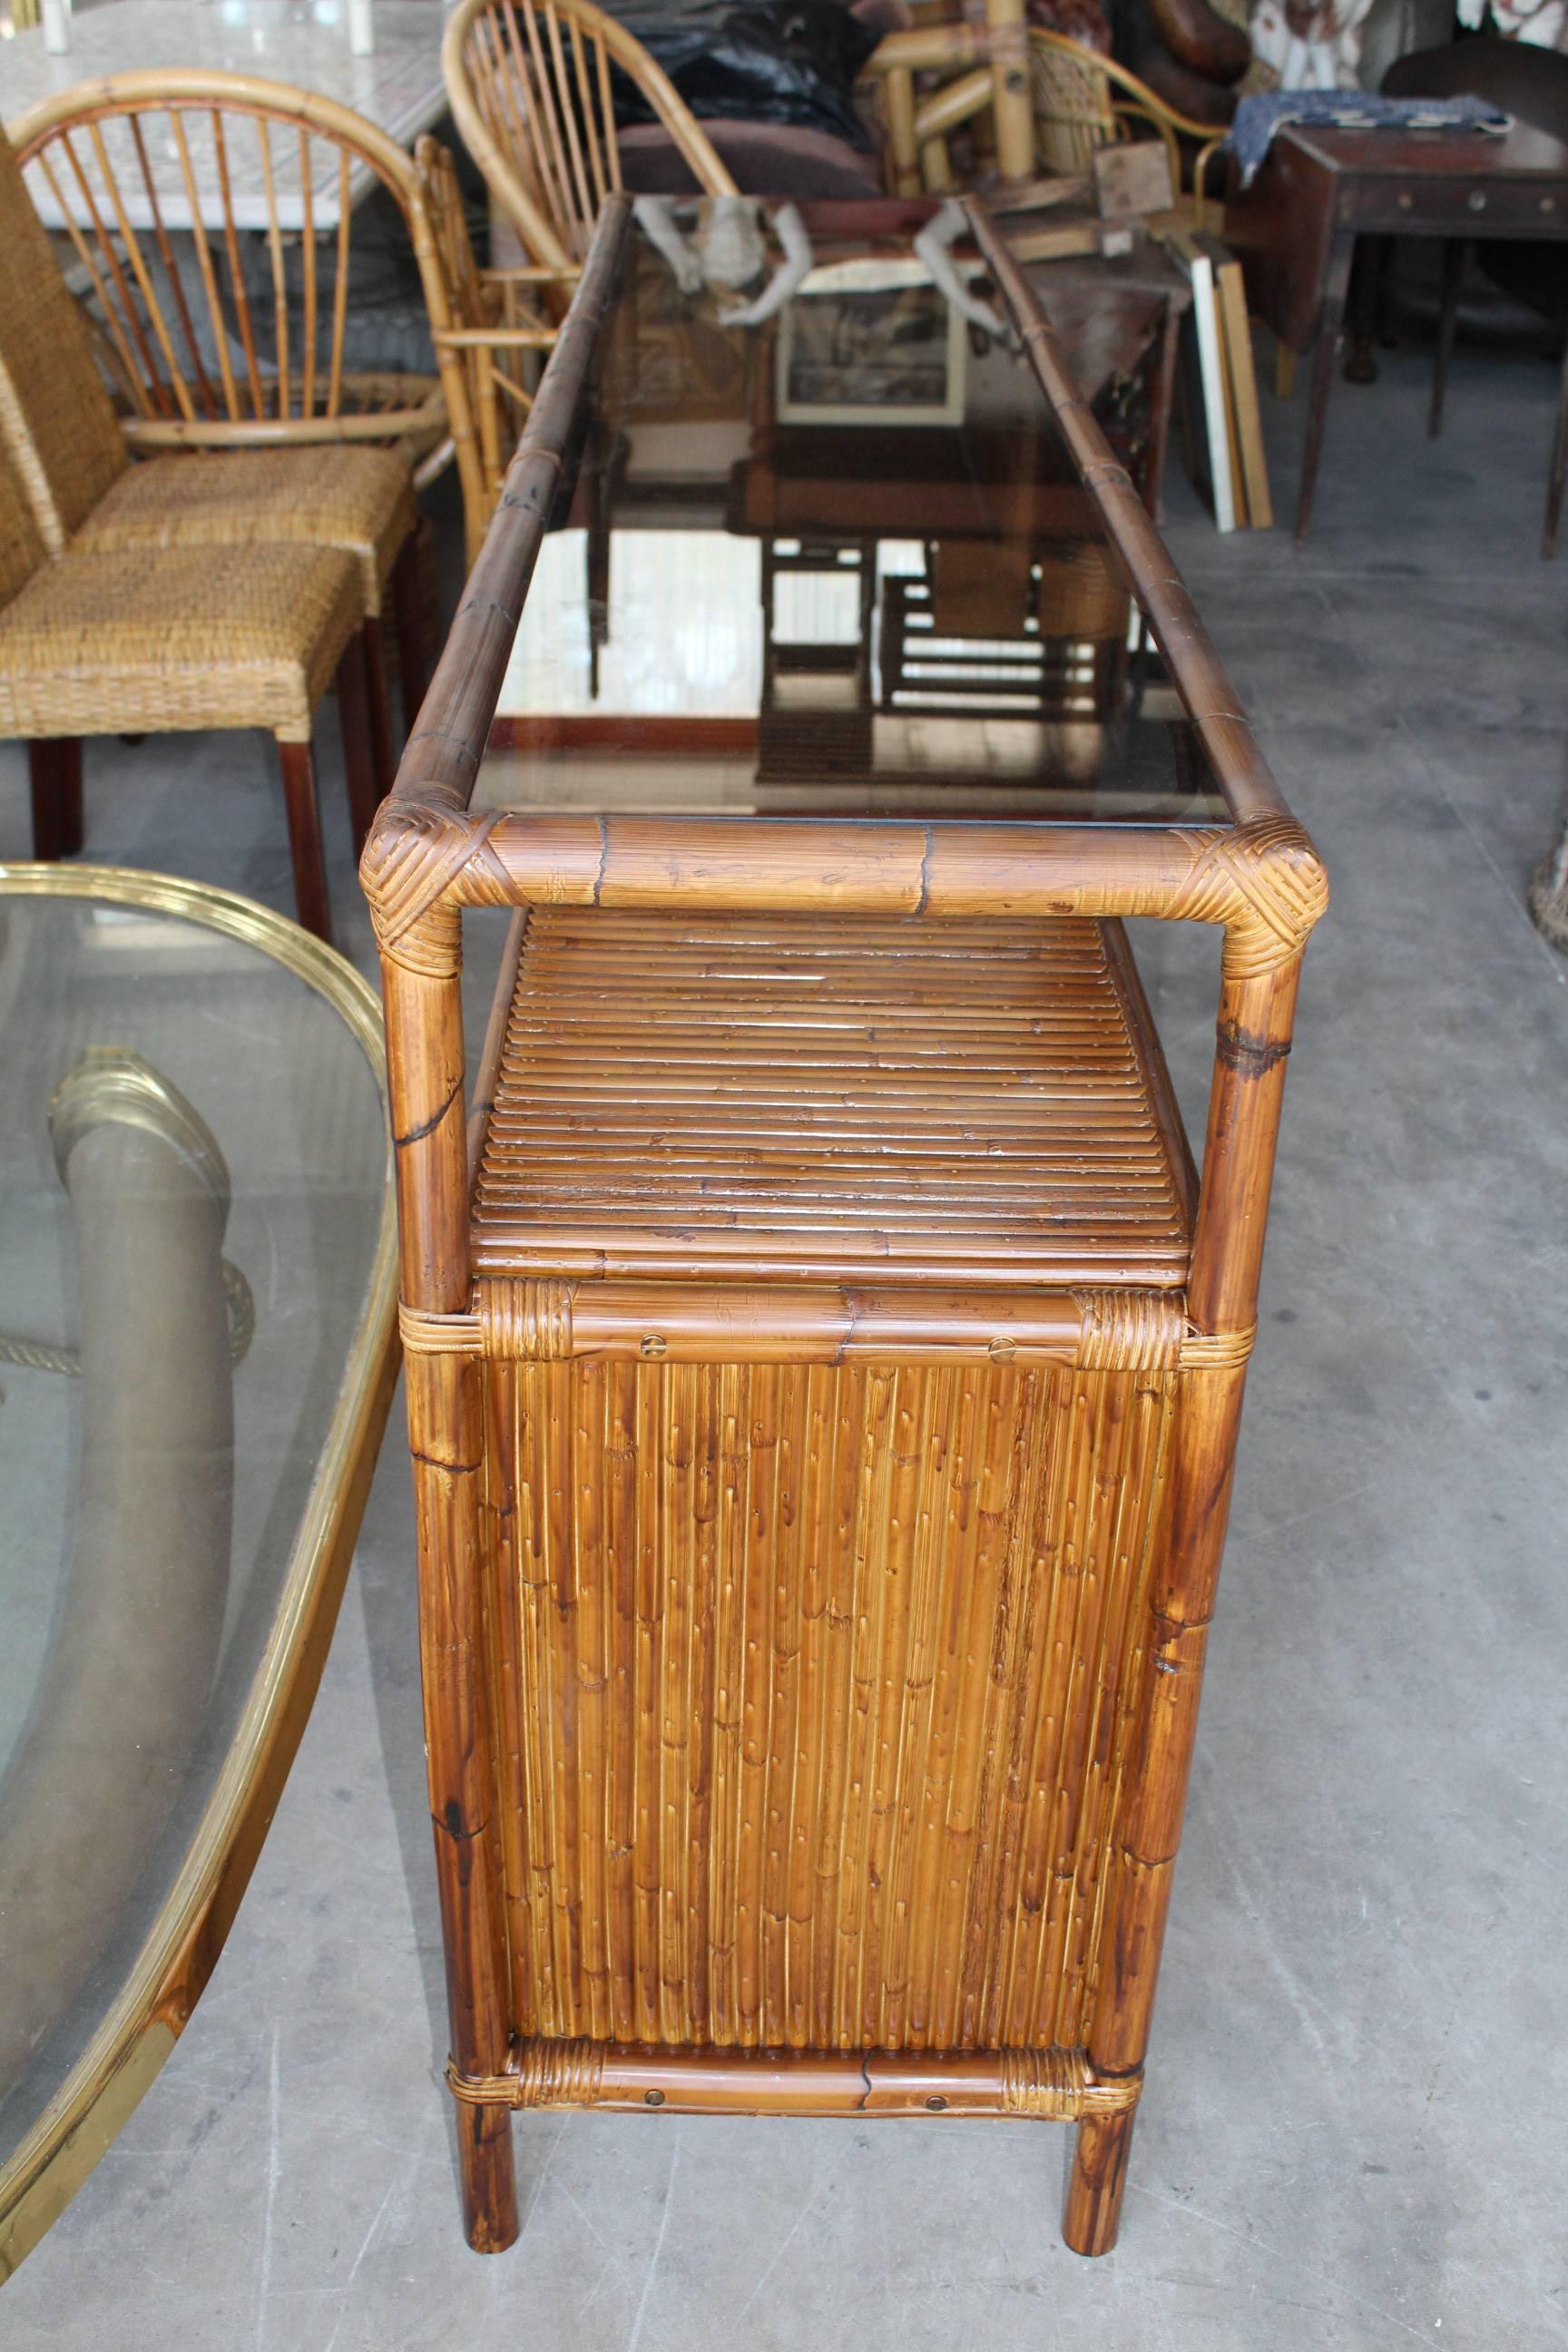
[{"x1": 485, "y1": 1351, "x2": 1176, "y2": 2059}]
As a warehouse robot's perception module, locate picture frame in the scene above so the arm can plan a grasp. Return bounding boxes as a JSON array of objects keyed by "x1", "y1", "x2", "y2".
[{"x1": 775, "y1": 270, "x2": 967, "y2": 427}]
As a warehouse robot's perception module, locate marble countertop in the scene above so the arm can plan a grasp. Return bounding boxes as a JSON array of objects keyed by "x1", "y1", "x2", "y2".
[{"x1": 3, "y1": 0, "x2": 453, "y2": 227}]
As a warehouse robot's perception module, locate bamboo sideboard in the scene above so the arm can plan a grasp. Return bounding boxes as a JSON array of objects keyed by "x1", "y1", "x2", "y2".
[{"x1": 363, "y1": 195, "x2": 1328, "y2": 2260}]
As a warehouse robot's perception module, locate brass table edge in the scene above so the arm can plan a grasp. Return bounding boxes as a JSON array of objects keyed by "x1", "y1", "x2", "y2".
[{"x1": 0, "y1": 863, "x2": 401, "y2": 2285}]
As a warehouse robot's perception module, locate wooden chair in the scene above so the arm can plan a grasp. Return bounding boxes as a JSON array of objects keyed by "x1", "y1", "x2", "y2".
[
  {"x1": 0, "y1": 433, "x2": 368, "y2": 942},
  {"x1": 880, "y1": 532, "x2": 1130, "y2": 719},
  {"x1": 442, "y1": 0, "x2": 738, "y2": 279}
]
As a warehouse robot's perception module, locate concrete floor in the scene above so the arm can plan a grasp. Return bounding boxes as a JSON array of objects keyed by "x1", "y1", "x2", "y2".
[{"x1": 3, "y1": 337, "x2": 1567, "y2": 2352}]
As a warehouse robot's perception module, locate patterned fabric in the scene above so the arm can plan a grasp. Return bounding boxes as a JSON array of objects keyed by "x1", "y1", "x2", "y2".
[{"x1": 1228, "y1": 88, "x2": 1510, "y2": 184}]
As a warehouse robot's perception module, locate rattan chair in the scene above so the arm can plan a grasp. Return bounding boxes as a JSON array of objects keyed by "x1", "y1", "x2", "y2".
[
  {"x1": 1029, "y1": 30, "x2": 1220, "y2": 203},
  {"x1": 0, "y1": 434, "x2": 369, "y2": 942},
  {"x1": 443, "y1": 0, "x2": 739, "y2": 278},
  {"x1": 0, "y1": 83, "x2": 459, "y2": 736}
]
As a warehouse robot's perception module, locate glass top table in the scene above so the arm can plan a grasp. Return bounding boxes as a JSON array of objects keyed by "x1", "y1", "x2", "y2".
[
  {"x1": 0, "y1": 865, "x2": 398, "y2": 2281},
  {"x1": 485, "y1": 201, "x2": 1228, "y2": 829}
]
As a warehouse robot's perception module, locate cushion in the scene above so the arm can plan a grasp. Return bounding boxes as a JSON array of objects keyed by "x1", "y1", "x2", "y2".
[
  {"x1": 0, "y1": 543, "x2": 361, "y2": 740},
  {"x1": 74, "y1": 446, "x2": 416, "y2": 614},
  {"x1": 618, "y1": 119, "x2": 883, "y2": 199}
]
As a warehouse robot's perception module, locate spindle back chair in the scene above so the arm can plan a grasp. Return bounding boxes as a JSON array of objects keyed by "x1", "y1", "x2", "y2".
[
  {"x1": 8, "y1": 74, "x2": 463, "y2": 472},
  {"x1": 442, "y1": 0, "x2": 738, "y2": 278}
]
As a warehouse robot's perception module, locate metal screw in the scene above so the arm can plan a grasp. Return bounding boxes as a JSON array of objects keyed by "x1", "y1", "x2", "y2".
[
  {"x1": 1467, "y1": 191, "x2": 1487, "y2": 212},
  {"x1": 988, "y1": 1337, "x2": 1017, "y2": 1363},
  {"x1": 926, "y1": 2095, "x2": 947, "y2": 2112},
  {"x1": 644, "y1": 2088, "x2": 665, "y2": 2106},
  {"x1": 640, "y1": 1334, "x2": 667, "y2": 1359}
]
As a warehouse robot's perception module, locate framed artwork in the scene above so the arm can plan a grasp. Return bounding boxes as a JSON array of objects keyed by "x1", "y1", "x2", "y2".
[{"x1": 776, "y1": 277, "x2": 967, "y2": 427}]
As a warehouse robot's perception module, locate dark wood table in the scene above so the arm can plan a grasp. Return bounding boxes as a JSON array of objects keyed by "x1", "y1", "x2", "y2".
[{"x1": 1224, "y1": 121, "x2": 1568, "y2": 545}]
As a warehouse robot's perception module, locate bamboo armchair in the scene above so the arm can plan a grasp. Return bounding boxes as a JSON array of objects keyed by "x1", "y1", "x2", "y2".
[
  {"x1": 363, "y1": 198, "x2": 1327, "y2": 2261},
  {"x1": 442, "y1": 0, "x2": 738, "y2": 281},
  {"x1": 868, "y1": 24, "x2": 1223, "y2": 217}
]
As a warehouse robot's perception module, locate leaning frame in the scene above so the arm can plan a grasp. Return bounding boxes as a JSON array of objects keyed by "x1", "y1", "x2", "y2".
[{"x1": 362, "y1": 193, "x2": 1327, "y2": 2259}]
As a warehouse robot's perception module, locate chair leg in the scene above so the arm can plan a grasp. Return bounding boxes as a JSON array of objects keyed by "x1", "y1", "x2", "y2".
[
  {"x1": 1062, "y1": 2107, "x2": 1137, "y2": 2258},
  {"x1": 337, "y1": 632, "x2": 383, "y2": 857},
  {"x1": 28, "y1": 739, "x2": 83, "y2": 860},
  {"x1": 392, "y1": 529, "x2": 430, "y2": 740},
  {"x1": 1544, "y1": 334, "x2": 1568, "y2": 560},
  {"x1": 1430, "y1": 239, "x2": 1467, "y2": 440},
  {"x1": 276, "y1": 738, "x2": 333, "y2": 944},
  {"x1": 360, "y1": 617, "x2": 397, "y2": 809}
]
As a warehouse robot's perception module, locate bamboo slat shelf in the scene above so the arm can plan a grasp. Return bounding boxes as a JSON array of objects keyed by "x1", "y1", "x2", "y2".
[
  {"x1": 472, "y1": 910, "x2": 1193, "y2": 1288},
  {"x1": 364, "y1": 195, "x2": 1328, "y2": 2265}
]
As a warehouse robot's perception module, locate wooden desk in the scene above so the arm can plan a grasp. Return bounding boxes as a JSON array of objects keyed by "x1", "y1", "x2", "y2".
[{"x1": 1224, "y1": 122, "x2": 1568, "y2": 544}]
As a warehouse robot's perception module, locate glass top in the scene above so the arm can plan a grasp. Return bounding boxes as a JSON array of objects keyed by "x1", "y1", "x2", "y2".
[
  {"x1": 488, "y1": 211, "x2": 1229, "y2": 828},
  {"x1": 0, "y1": 870, "x2": 394, "y2": 2269}
]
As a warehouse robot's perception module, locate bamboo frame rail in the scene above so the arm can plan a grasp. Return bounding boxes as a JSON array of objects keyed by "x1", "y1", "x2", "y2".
[{"x1": 365, "y1": 195, "x2": 1327, "y2": 2262}]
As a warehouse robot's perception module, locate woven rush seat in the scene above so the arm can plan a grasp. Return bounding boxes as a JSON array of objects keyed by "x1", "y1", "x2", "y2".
[
  {"x1": 0, "y1": 542, "x2": 361, "y2": 741},
  {"x1": 74, "y1": 448, "x2": 416, "y2": 619},
  {"x1": 472, "y1": 908, "x2": 1193, "y2": 1289}
]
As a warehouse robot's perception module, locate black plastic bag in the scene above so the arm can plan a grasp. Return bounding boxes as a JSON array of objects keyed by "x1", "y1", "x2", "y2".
[{"x1": 599, "y1": 0, "x2": 880, "y2": 152}]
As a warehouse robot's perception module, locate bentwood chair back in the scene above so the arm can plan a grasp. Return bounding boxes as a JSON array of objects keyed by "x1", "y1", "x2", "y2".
[
  {"x1": 6, "y1": 74, "x2": 473, "y2": 480},
  {"x1": 442, "y1": 0, "x2": 738, "y2": 274}
]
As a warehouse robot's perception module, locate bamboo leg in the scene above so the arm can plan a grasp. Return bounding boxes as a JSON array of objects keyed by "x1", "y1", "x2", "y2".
[
  {"x1": 28, "y1": 739, "x2": 84, "y2": 860},
  {"x1": 392, "y1": 530, "x2": 431, "y2": 737},
  {"x1": 379, "y1": 951, "x2": 518, "y2": 2254},
  {"x1": 883, "y1": 67, "x2": 921, "y2": 198},
  {"x1": 988, "y1": 0, "x2": 1034, "y2": 184},
  {"x1": 275, "y1": 737, "x2": 333, "y2": 943},
  {"x1": 1063, "y1": 960, "x2": 1303, "y2": 2257},
  {"x1": 360, "y1": 616, "x2": 397, "y2": 808},
  {"x1": 460, "y1": 2107, "x2": 519, "y2": 2254},
  {"x1": 337, "y1": 632, "x2": 382, "y2": 858},
  {"x1": 1063, "y1": 2108, "x2": 1137, "y2": 2257},
  {"x1": 1274, "y1": 340, "x2": 1296, "y2": 400}
]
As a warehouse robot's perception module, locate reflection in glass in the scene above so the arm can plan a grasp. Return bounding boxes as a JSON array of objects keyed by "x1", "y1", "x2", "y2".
[{"x1": 489, "y1": 215, "x2": 1230, "y2": 828}]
